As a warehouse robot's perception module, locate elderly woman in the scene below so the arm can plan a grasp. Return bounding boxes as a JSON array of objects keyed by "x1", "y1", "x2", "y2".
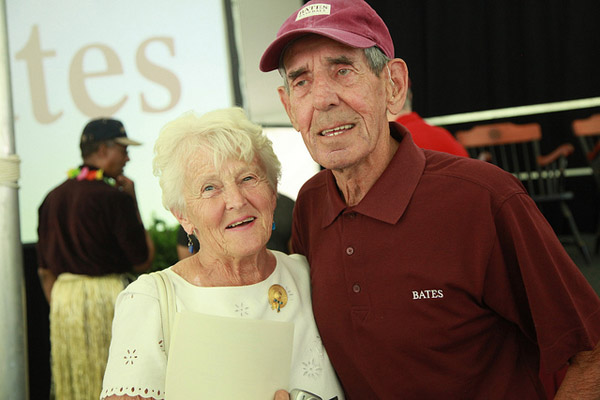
[{"x1": 100, "y1": 108, "x2": 343, "y2": 400}]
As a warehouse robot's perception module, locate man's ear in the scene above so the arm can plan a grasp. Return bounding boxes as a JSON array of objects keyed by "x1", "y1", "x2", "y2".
[
  {"x1": 96, "y1": 142, "x2": 109, "y2": 156},
  {"x1": 278, "y1": 86, "x2": 299, "y2": 131},
  {"x1": 385, "y1": 58, "x2": 409, "y2": 116}
]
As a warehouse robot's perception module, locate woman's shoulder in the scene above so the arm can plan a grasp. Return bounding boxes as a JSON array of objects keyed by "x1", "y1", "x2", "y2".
[
  {"x1": 123, "y1": 267, "x2": 176, "y2": 298},
  {"x1": 272, "y1": 251, "x2": 309, "y2": 279},
  {"x1": 272, "y1": 250, "x2": 307, "y2": 266}
]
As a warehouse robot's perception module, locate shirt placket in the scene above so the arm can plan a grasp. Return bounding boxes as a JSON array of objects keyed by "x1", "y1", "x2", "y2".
[{"x1": 340, "y1": 210, "x2": 369, "y2": 309}]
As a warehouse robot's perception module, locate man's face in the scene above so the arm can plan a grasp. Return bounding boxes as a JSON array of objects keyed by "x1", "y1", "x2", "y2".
[
  {"x1": 102, "y1": 142, "x2": 129, "y2": 177},
  {"x1": 278, "y1": 35, "x2": 394, "y2": 171}
]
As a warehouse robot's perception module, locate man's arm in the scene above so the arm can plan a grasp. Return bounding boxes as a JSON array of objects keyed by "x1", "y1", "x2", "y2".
[
  {"x1": 116, "y1": 175, "x2": 155, "y2": 273},
  {"x1": 37, "y1": 267, "x2": 57, "y2": 303},
  {"x1": 555, "y1": 341, "x2": 600, "y2": 399}
]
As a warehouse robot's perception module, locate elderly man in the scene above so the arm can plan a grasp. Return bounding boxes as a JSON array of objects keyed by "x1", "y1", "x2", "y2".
[
  {"x1": 37, "y1": 118, "x2": 154, "y2": 400},
  {"x1": 261, "y1": 0, "x2": 600, "y2": 398}
]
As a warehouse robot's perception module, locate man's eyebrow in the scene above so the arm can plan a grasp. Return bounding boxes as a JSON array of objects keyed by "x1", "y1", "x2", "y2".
[
  {"x1": 287, "y1": 66, "x2": 307, "y2": 81},
  {"x1": 287, "y1": 55, "x2": 358, "y2": 81},
  {"x1": 325, "y1": 55, "x2": 356, "y2": 66}
]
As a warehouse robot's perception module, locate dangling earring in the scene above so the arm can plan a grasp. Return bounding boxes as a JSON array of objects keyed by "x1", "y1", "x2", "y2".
[
  {"x1": 272, "y1": 221, "x2": 276, "y2": 231},
  {"x1": 187, "y1": 234, "x2": 194, "y2": 254}
]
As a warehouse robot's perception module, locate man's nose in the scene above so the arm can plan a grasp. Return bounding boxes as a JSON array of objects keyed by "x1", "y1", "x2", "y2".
[{"x1": 312, "y1": 75, "x2": 339, "y2": 111}]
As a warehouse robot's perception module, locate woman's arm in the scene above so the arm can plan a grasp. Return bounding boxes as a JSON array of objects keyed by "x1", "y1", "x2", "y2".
[{"x1": 101, "y1": 275, "x2": 168, "y2": 399}]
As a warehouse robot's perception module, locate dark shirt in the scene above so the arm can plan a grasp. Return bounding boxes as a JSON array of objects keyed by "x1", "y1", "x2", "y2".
[
  {"x1": 269, "y1": 193, "x2": 295, "y2": 253},
  {"x1": 292, "y1": 122, "x2": 600, "y2": 399},
  {"x1": 37, "y1": 175, "x2": 148, "y2": 276}
]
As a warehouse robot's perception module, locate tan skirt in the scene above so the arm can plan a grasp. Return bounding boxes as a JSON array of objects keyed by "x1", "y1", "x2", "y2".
[{"x1": 50, "y1": 273, "x2": 127, "y2": 400}]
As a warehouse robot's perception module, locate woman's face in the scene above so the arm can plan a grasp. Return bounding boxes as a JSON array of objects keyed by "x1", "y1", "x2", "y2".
[{"x1": 178, "y1": 149, "x2": 277, "y2": 260}]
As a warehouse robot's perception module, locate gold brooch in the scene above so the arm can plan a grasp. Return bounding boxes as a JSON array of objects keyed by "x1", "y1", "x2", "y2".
[{"x1": 268, "y1": 284, "x2": 288, "y2": 313}]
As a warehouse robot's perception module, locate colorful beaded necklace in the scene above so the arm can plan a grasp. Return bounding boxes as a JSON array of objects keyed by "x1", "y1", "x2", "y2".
[{"x1": 67, "y1": 166, "x2": 116, "y2": 187}]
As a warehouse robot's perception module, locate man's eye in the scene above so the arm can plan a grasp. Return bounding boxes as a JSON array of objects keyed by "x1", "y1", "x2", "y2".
[
  {"x1": 338, "y1": 68, "x2": 351, "y2": 76},
  {"x1": 294, "y1": 79, "x2": 307, "y2": 87}
]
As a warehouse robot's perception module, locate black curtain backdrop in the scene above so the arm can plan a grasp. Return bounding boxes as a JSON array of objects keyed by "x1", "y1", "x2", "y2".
[
  {"x1": 368, "y1": 0, "x2": 600, "y2": 233},
  {"x1": 369, "y1": 0, "x2": 600, "y2": 116}
]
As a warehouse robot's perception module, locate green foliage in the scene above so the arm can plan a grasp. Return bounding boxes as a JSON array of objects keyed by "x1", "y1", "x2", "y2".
[{"x1": 148, "y1": 217, "x2": 179, "y2": 272}]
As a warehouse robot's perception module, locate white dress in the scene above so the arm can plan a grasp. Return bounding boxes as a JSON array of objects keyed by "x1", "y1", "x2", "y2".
[{"x1": 101, "y1": 251, "x2": 344, "y2": 400}]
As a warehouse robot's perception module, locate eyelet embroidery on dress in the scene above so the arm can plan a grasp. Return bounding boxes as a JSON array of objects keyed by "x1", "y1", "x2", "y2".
[
  {"x1": 297, "y1": 334, "x2": 326, "y2": 380},
  {"x1": 235, "y1": 302, "x2": 249, "y2": 317},
  {"x1": 101, "y1": 386, "x2": 164, "y2": 399},
  {"x1": 158, "y1": 339, "x2": 165, "y2": 352},
  {"x1": 124, "y1": 349, "x2": 138, "y2": 365},
  {"x1": 301, "y1": 359, "x2": 323, "y2": 379},
  {"x1": 285, "y1": 285, "x2": 294, "y2": 299}
]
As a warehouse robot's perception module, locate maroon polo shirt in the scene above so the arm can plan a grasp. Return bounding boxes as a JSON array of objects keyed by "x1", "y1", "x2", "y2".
[
  {"x1": 292, "y1": 123, "x2": 600, "y2": 399},
  {"x1": 37, "y1": 177, "x2": 148, "y2": 277}
]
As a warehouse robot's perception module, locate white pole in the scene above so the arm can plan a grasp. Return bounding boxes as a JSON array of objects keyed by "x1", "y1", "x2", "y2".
[{"x1": 0, "y1": 0, "x2": 29, "y2": 398}]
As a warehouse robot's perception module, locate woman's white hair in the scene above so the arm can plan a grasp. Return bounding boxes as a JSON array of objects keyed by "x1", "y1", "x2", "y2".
[{"x1": 152, "y1": 107, "x2": 281, "y2": 216}]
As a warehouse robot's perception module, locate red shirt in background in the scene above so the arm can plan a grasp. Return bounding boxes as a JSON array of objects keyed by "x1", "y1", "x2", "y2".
[{"x1": 395, "y1": 111, "x2": 469, "y2": 157}]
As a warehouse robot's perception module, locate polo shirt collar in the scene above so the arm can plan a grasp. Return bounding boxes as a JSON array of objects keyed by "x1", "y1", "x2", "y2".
[{"x1": 321, "y1": 122, "x2": 426, "y2": 227}]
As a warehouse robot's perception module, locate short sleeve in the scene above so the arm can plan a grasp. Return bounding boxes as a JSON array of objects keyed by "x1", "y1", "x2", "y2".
[
  {"x1": 484, "y1": 193, "x2": 600, "y2": 373},
  {"x1": 101, "y1": 275, "x2": 167, "y2": 399}
]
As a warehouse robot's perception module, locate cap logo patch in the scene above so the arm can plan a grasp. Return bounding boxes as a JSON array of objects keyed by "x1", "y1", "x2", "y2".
[{"x1": 296, "y1": 4, "x2": 331, "y2": 21}]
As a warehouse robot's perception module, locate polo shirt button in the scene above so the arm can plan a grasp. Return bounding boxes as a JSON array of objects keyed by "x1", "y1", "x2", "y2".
[
  {"x1": 346, "y1": 212, "x2": 356, "y2": 219},
  {"x1": 352, "y1": 284, "x2": 361, "y2": 293},
  {"x1": 346, "y1": 247, "x2": 354, "y2": 255}
]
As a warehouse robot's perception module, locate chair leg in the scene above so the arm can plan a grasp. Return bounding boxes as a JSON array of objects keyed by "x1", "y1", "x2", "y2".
[
  {"x1": 559, "y1": 201, "x2": 592, "y2": 264},
  {"x1": 596, "y1": 211, "x2": 600, "y2": 255}
]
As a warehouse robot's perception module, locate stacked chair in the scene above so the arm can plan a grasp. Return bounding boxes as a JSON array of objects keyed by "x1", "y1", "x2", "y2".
[
  {"x1": 455, "y1": 122, "x2": 591, "y2": 264},
  {"x1": 572, "y1": 113, "x2": 600, "y2": 254}
]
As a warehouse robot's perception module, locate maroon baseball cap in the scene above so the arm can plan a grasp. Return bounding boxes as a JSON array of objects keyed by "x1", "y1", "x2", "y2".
[{"x1": 260, "y1": 0, "x2": 394, "y2": 72}]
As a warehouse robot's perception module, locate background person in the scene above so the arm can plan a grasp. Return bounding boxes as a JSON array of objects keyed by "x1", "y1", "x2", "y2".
[
  {"x1": 388, "y1": 85, "x2": 468, "y2": 157},
  {"x1": 36, "y1": 118, "x2": 154, "y2": 400},
  {"x1": 260, "y1": 0, "x2": 600, "y2": 398},
  {"x1": 101, "y1": 107, "x2": 343, "y2": 400}
]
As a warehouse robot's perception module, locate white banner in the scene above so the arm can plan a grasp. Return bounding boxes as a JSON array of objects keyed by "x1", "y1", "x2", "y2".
[{"x1": 7, "y1": 0, "x2": 233, "y2": 242}]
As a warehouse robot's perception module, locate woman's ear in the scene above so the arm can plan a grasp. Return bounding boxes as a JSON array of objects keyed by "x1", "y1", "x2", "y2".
[
  {"x1": 385, "y1": 58, "x2": 409, "y2": 116},
  {"x1": 171, "y1": 208, "x2": 194, "y2": 235}
]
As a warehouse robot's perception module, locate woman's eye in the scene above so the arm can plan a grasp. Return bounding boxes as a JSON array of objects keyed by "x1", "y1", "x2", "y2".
[
  {"x1": 202, "y1": 185, "x2": 215, "y2": 192},
  {"x1": 242, "y1": 175, "x2": 256, "y2": 183}
]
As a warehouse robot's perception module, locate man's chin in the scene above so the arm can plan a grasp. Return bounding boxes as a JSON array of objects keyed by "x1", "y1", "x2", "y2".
[{"x1": 318, "y1": 151, "x2": 359, "y2": 171}]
